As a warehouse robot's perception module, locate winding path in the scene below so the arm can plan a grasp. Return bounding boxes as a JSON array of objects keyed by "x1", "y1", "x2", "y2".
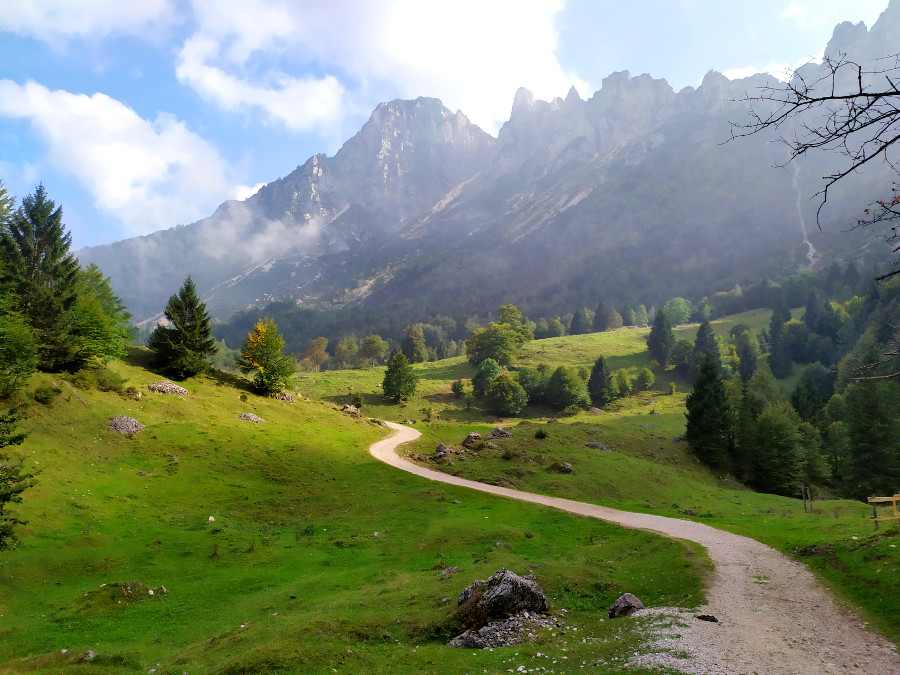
[{"x1": 370, "y1": 422, "x2": 899, "y2": 675}]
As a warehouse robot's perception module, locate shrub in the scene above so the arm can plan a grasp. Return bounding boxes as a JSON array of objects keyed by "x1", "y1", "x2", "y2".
[
  {"x1": 634, "y1": 367, "x2": 655, "y2": 393},
  {"x1": 485, "y1": 373, "x2": 528, "y2": 416},
  {"x1": 669, "y1": 381, "x2": 677, "y2": 395},
  {"x1": 535, "y1": 427, "x2": 548, "y2": 439},
  {"x1": 72, "y1": 369, "x2": 97, "y2": 390},
  {"x1": 95, "y1": 367, "x2": 126, "y2": 393},
  {"x1": 451, "y1": 379, "x2": 465, "y2": 398},
  {"x1": 33, "y1": 385, "x2": 62, "y2": 405}
]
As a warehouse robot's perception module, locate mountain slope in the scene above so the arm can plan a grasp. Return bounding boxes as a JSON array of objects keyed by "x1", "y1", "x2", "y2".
[{"x1": 79, "y1": 5, "x2": 899, "y2": 325}]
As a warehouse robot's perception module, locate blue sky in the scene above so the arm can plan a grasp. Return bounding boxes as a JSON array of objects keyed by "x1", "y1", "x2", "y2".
[{"x1": 0, "y1": 0, "x2": 890, "y2": 249}]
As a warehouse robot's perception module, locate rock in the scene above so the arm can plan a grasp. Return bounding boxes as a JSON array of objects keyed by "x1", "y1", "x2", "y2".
[
  {"x1": 608, "y1": 592, "x2": 644, "y2": 618},
  {"x1": 148, "y1": 381, "x2": 189, "y2": 395},
  {"x1": 79, "y1": 650, "x2": 97, "y2": 662},
  {"x1": 484, "y1": 441, "x2": 498, "y2": 449},
  {"x1": 679, "y1": 509, "x2": 697, "y2": 516},
  {"x1": 551, "y1": 461, "x2": 573, "y2": 474},
  {"x1": 274, "y1": 391, "x2": 295, "y2": 402},
  {"x1": 462, "y1": 432, "x2": 482, "y2": 448},
  {"x1": 237, "y1": 413, "x2": 265, "y2": 423},
  {"x1": 585, "y1": 442, "x2": 608, "y2": 451},
  {"x1": 456, "y1": 569, "x2": 548, "y2": 624},
  {"x1": 441, "y1": 566, "x2": 459, "y2": 578},
  {"x1": 697, "y1": 614, "x2": 718, "y2": 622},
  {"x1": 109, "y1": 415, "x2": 144, "y2": 435},
  {"x1": 487, "y1": 427, "x2": 513, "y2": 439},
  {"x1": 435, "y1": 443, "x2": 451, "y2": 459},
  {"x1": 341, "y1": 404, "x2": 360, "y2": 417}
]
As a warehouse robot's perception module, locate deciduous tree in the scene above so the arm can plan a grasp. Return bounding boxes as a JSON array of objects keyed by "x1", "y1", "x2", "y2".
[{"x1": 236, "y1": 318, "x2": 296, "y2": 395}]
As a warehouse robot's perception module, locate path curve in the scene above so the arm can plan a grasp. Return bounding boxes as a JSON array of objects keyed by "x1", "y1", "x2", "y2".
[{"x1": 370, "y1": 422, "x2": 899, "y2": 675}]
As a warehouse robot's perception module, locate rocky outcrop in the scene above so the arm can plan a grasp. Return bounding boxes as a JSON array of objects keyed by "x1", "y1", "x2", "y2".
[
  {"x1": 456, "y1": 569, "x2": 548, "y2": 625},
  {"x1": 237, "y1": 413, "x2": 265, "y2": 423},
  {"x1": 449, "y1": 610, "x2": 565, "y2": 648}
]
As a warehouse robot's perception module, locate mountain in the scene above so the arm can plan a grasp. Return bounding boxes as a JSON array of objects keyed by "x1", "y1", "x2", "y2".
[{"x1": 79, "y1": 4, "x2": 898, "y2": 332}]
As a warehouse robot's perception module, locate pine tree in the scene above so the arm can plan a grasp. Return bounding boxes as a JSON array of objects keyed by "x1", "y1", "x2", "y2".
[
  {"x1": 382, "y1": 352, "x2": 418, "y2": 401},
  {"x1": 587, "y1": 355, "x2": 615, "y2": 406},
  {"x1": 148, "y1": 276, "x2": 216, "y2": 379},
  {"x1": 0, "y1": 184, "x2": 81, "y2": 370},
  {"x1": 593, "y1": 301, "x2": 608, "y2": 331},
  {"x1": 0, "y1": 408, "x2": 37, "y2": 550},
  {"x1": 546, "y1": 366, "x2": 590, "y2": 411},
  {"x1": 236, "y1": 318, "x2": 296, "y2": 395},
  {"x1": 691, "y1": 320, "x2": 721, "y2": 375},
  {"x1": 685, "y1": 355, "x2": 731, "y2": 467},
  {"x1": 570, "y1": 307, "x2": 593, "y2": 335},
  {"x1": 647, "y1": 310, "x2": 675, "y2": 368}
]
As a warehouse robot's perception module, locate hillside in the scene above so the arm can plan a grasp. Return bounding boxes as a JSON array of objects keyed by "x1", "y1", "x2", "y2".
[
  {"x1": 0, "y1": 351, "x2": 709, "y2": 673},
  {"x1": 78, "y1": 7, "x2": 900, "y2": 328}
]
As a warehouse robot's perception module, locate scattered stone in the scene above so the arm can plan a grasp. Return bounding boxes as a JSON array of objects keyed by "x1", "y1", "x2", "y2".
[
  {"x1": 456, "y1": 569, "x2": 548, "y2": 625},
  {"x1": 402, "y1": 419, "x2": 415, "y2": 425},
  {"x1": 449, "y1": 611, "x2": 565, "y2": 648},
  {"x1": 650, "y1": 409, "x2": 660, "y2": 415},
  {"x1": 585, "y1": 442, "x2": 609, "y2": 451},
  {"x1": 148, "y1": 381, "x2": 189, "y2": 395},
  {"x1": 273, "y1": 391, "x2": 295, "y2": 403},
  {"x1": 671, "y1": 435, "x2": 685, "y2": 442},
  {"x1": 435, "y1": 443, "x2": 451, "y2": 459},
  {"x1": 237, "y1": 413, "x2": 265, "y2": 423},
  {"x1": 487, "y1": 427, "x2": 513, "y2": 439},
  {"x1": 441, "y1": 566, "x2": 459, "y2": 578},
  {"x1": 208, "y1": 516, "x2": 215, "y2": 522},
  {"x1": 452, "y1": 500, "x2": 460, "y2": 504},
  {"x1": 697, "y1": 614, "x2": 718, "y2": 622},
  {"x1": 137, "y1": 471, "x2": 148, "y2": 476},
  {"x1": 609, "y1": 593, "x2": 644, "y2": 619},
  {"x1": 341, "y1": 404, "x2": 360, "y2": 417},
  {"x1": 109, "y1": 415, "x2": 144, "y2": 435},
  {"x1": 462, "y1": 432, "x2": 482, "y2": 448},
  {"x1": 484, "y1": 441, "x2": 498, "y2": 449},
  {"x1": 679, "y1": 509, "x2": 697, "y2": 516}
]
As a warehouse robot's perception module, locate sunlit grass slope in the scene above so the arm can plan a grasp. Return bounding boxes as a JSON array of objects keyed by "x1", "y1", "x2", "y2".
[
  {"x1": 0, "y1": 350, "x2": 708, "y2": 674},
  {"x1": 291, "y1": 314, "x2": 899, "y2": 645}
]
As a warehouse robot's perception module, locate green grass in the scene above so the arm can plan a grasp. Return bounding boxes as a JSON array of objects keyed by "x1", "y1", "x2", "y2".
[{"x1": 0, "y1": 350, "x2": 708, "y2": 674}]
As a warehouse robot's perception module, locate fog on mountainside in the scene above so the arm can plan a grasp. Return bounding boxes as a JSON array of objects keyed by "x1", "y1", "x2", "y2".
[{"x1": 78, "y1": 6, "x2": 899, "y2": 340}]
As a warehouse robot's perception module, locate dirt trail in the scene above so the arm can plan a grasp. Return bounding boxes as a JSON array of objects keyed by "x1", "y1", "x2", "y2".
[{"x1": 370, "y1": 422, "x2": 900, "y2": 675}]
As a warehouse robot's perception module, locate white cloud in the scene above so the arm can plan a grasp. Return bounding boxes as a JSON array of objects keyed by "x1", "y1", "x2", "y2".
[
  {"x1": 175, "y1": 35, "x2": 346, "y2": 132},
  {"x1": 179, "y1": 0, "x2": 578, "y2": 134},
  {"x1": 0, "y1": 80, "x2": 236, "y2": 236},
  {"x1": 232, "y1": 182, "x2": 265, "y2": 201},
  {"x1": 0, "y1": 0, "x2": 178, "y2": 41}
]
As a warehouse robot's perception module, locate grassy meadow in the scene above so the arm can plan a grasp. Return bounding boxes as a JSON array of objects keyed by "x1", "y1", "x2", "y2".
[
  {"x1": 297, "y1": 313, "x2": 900, "y2": 645},
  {"x1": 0, "y1": 349, "x2": 709, "y2": 674}
]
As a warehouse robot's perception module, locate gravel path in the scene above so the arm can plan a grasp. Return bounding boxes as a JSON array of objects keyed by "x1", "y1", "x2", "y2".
[{"x1": 370, "y1": 422, "x2": 900, "y2": 674}]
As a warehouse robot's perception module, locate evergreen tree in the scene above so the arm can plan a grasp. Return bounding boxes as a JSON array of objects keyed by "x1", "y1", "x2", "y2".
[
  {"x1": 614, "y1": 369, "x2": 632, "y2": 397},
  {"x1": 647, "y1": 310, "x2": 675, "y2": 368},
  {"x1": 516, "y1": 365, "x2": 546, "y2": 404},
  {"x1": 485, "y1": 372, "x2": 528, "y2": 416},
  {"x1": 767, "y1": 309, "x2": 792, "y2": 378},
  {"x1": 148, "y1": 276, "x2": 217, "y2": 379},
  {"x1": 592, "y1": 301, "x2": 608, "y2": 331},
  {"x1": 587, "y1": 355, "x2": 615, "y2": 406},
  {"x1": 382, "y1": 352, "x2": 417, "y2": 401},
  {"x1": 235, "y1": 318, "x2": 296, "y2": 395},
  {"x1": 0, "y1": 184, "x2": 81, "y2": 370},
  {"x1": 691, "y1": 320, "x2": 721, "y2": 375},
  {"x1": 685, "y1": 355, "x2": 731, "y2": 467},
  {"x1": 401, "y1": 325, "x2": 428, "y2": 364},
  {"x1": 546, "y1": 366, "x2": 590, "y2": 410},
  {"x1": 733, "y1": 329, "x2": 761, "y2": 382},
  {"x1": 606, "y1": 308, "x2": 624, "y2": 330},
  {"x1": 0, "y1": 408, "x2": 36, "y2": 550},
  {"x1": 745, "y1": 403, "x2": 806, "y2": 496},
  {"x1": 570, "y1": 307, "x2": 593, "y2": 335},
  {"x1": 633, "y1": 367, "x2": 655, "y2": 393},
  {"x1": 0, "y1": 296, "x2": 37, "y2": 398}
]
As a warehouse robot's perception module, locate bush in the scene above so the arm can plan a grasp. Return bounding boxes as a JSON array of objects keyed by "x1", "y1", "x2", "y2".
[
  {"x1": 33, "y1": 385, "x2": 62, "y2": 405},
  {"x1": 451, "y1": 379, "x2": 465, "y2": 398},
  {"x1": 546, "y1": 366, "x2": 590, "y2": 410},
  {"x1": 535, "y1": 427, "x2": 548, "y2": 439},
  {"x1": 669, "y1": 381, "x2": 677, "y2": 395},
  {"x1": 72, "y1": 369, "x2": 97, "y2": 390},
  {"x1": 634, "y1": 367, "x2": 655, "y2": 393},
  {"x1": 95, "y1": 367, "x2": 126, "y2": 393},
  {"x1": 485, "y1": 372, "x2": 528, "y2": 416}
]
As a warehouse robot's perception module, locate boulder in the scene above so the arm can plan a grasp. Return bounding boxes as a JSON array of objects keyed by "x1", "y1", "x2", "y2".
[
  {"x1": 147, "y1": 381, "x2": 189, "y2": 395},
  {"x1": 237, "y1": 412, "x2": 265, "y2": 423},
  {"x1": 457, "y1": 569, "x2": 548, "y2": 624},
  {"x1": 274, "y1": 391, "x2": 295, "y2": 402},
  {"x1": 608, "y1": 592, "x2": 644, "y2": 618},
  {"x1": 487, "y1": 427, "x2": 513, "y2": 439},
  {"x1": 435, "y1": 443, "x2": 451, "y2": 459},
  {"x1": 462, "y1": 432, "x2": 482, "y2": 448},
  {"x1": 551, "y1": 461, "x2": 573, "y2": 474},
  {"x1": 109, "y1": 415, "x2": 144, "y2": 435}
]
